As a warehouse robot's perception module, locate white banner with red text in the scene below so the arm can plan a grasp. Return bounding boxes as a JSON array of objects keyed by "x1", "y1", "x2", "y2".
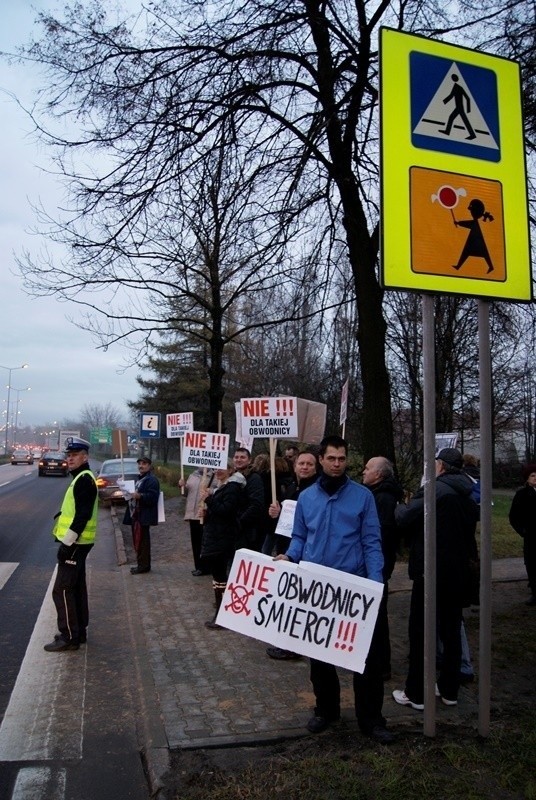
[{"x1": 216, "y1": 549, "x2": 383, "y2": 673}]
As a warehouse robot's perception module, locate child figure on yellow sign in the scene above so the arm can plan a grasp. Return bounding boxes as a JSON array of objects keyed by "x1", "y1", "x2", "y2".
[{"x1": 452, "y1": 198, "x2": 495, "y2": 274}]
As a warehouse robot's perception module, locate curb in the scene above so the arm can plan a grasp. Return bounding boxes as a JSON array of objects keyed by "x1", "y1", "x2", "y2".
[{"x1": 110, "y1": 506, "x2": 170, "y2": 799}]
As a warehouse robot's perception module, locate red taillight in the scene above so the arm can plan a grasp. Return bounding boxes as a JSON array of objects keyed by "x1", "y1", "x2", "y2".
[{"x1": 96, "y1": 477, "x2": 109, "y2": 488}]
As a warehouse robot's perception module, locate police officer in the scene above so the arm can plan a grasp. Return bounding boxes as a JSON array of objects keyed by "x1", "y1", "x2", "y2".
[{"x1": 44, "y1": 437, "x2": 97, "y2": 652}]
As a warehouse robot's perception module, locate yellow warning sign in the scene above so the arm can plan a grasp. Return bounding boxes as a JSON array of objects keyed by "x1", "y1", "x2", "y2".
[
  {"x1": 380, "y1": 28, "x2": 532, "y2": 302},
  {"x1": 411, "y1": 168, "x2": 505, "y2": 282}
]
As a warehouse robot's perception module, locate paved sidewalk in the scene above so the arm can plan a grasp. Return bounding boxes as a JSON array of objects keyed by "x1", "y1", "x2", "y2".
[{"x1": 109, "y1": 496, "x2": 527, "y2": 770}]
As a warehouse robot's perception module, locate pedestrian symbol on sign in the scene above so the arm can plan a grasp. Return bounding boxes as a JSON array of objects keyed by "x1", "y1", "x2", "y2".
[{"x1": 411, "y1": 54, "x2": 500, "y2": 162}]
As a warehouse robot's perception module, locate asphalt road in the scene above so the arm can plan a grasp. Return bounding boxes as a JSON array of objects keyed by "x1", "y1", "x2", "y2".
[{"x1": 0, "y1": 463, "x2": 150, "y2": 800}]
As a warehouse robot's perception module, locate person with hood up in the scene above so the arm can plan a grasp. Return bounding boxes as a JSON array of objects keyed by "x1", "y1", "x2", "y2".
[
  {"x1": 392, "y1": 448, "x2": 479, "y2": 710},
  {"x1": 199, "y1": 463, "x2": 246, "y2": 629}
]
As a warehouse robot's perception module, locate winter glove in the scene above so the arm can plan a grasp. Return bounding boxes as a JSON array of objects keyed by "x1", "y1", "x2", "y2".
[{"x1": 62, "y1": 529, "x2": 78, "y2": 546}]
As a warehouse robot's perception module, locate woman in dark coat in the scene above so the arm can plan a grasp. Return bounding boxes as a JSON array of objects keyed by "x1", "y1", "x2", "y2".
[
  {"x1": 509, "y1": 463, "x2": 536, "y2": 606},
  {"x1": 200, "y1": 465, "x2": 246, "y2": 629}
]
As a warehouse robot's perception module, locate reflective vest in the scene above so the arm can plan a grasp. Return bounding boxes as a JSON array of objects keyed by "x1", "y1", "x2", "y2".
[{"x1": 53, "y1": 470, "x2": 98, "y2": 545}]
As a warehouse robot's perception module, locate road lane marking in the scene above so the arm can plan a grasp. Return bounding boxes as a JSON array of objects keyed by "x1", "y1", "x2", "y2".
[
  {"x1": 0, "y1": 566, "x2": 89, "y2": 761},
  {"x1": 12, "y1": 766, "x2": 66, "y2": 800},
  {"x1": 0, "y1": 563, "x2": 18, "y2": 591}
]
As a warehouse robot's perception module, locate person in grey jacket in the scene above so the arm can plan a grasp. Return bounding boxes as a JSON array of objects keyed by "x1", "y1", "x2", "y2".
[{"x1": 392, "y1": 448, "x2": 478, "y2": 710}]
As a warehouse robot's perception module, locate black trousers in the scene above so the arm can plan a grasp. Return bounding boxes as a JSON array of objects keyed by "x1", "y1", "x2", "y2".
[
  {"x1": 189, "y1": 520, "x2": 203, "y2": 571},
  {"x1": 52, "y1": 543, "x2": 93, "y2": 644},
  {"x1": 133, "y1": 524, "x2": 151, "y2": 570},
  {"x1": 309, "y1": 618, "x2": 386, "y2": 734},
  {"x1": 523, "y1": 536, "x2": 536, "y2": 594},
  {"x1": 405, "y1": 577, "x2": 462, "y2": 704}
]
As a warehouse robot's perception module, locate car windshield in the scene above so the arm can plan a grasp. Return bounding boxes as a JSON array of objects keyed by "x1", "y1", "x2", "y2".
[{"x1": 100, "y1": 460, "x2": 138, "y2": 475}]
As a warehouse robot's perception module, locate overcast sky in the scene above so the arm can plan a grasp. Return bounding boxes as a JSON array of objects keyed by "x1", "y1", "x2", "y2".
[{"x1": 0, "y1": 0, "x2": 144, "y2": 429}]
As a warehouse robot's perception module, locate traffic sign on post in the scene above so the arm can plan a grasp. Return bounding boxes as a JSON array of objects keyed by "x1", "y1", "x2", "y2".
[
  {"x1": 139, "y1": 413, "x2": 161, "y2": 439},
  {"x1": 380, "y1": 28, "x2": 532, "y2": 301}
]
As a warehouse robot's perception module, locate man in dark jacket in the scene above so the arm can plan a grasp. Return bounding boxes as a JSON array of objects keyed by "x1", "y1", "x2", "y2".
[
  {"x1": 508, "y1": 463, "x2": 536, "y2": 606},
  {"x1": 232, "y1": 448, "x2": 265, "y2": 551},
  {"x1": 392, "y1": 448, "x2": 478, "y2": 709},
  {"x1": 362, "y1": 456, "x2": 404, "y2": 680},
  {"x1": 123, "y1": 456, "x2": 160, "y2": 574}
]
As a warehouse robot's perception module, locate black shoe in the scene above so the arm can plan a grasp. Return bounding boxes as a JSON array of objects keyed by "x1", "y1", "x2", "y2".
[
  {"x1": 44, "y1": 639, "x2": 79, "y2": 652},
  {"x1": 307, "y1": 715, "x2": 338, "y2": 733},
  {"x1": 370, "y1": 725, "x2": 395, "y2": 744},
  {"x1": 204, "y1": 619, "x2": 223, "y2": 630},
  {"x1": 130, "y1": 567, "x2": 150, "y2": 574},
  {"x1": 191, "y1": 569, "x2": 204, "y2": 576},
  {"x1": 54, "y1": 633, "x2": 87, "y2": 644},
  {"x1": 266, "y1": 646, "x2": 302, "y2": 660}
]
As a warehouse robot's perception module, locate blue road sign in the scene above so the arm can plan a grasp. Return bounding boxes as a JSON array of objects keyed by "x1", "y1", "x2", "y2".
[
  {"x1": 139, "y1": 413, "x2": 161, "y2": 439},
  {"x1": 410, "y1": 52, "x2": 500, "y2": 162}
]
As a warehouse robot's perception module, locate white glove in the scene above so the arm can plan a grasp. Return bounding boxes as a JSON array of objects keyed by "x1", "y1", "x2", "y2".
[{"x1": 62, "y1": 529, "x2": 78, "y2": 546}]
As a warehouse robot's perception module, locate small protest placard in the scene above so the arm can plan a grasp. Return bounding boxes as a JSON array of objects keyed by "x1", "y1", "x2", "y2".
[
  {"x1": 240, "y1": 397, "x2": 298, "y2": 439},
  {"x1": 216, "y1": 550, "x2": 383, "y2": 672},
  {"x1": 166, "y1": 412, "x2": 194, "y2": 438},
  {"x1": 274, "y1": 499, "x2": 297, "y2": 539},
  {"x1": 182, "y1": 431, "x2": 230, "y2": 469}
]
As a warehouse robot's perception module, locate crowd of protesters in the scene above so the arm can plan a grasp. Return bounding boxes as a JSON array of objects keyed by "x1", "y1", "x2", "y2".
[{"x1": 171, "y1": 437, "x2": 531, "y2": 742}]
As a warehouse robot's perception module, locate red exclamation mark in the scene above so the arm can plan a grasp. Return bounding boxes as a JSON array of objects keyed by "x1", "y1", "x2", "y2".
[
  {"x1": 348, "y1": 622, "x2": 358, "y2": 652},
  {"x1": 334, "y1": 621, "x2": 345, "y2": 649},
  {"x1": 288, "y1": 397, "x2": 294, "y2": 416}
]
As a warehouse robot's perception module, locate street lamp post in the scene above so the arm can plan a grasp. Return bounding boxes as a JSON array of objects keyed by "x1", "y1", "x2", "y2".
[
  {"x1": 0, "y1": 364, "x2": 29, "y2": 454},
  {"x1": 11, "y1": 386, "x2": 31, "y2": 448}
]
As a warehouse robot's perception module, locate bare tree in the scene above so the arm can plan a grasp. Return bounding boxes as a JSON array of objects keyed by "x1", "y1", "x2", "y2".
[{"x1": 14, "y1": 0, "x2": 534, "y2": 457}]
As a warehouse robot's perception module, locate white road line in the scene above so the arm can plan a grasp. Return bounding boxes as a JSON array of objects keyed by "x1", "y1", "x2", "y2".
[
  {"x1": 0, "y1": 567, "x2": 88, "y2": 761},
  {"x1": 12, "y1": 766, "x2": 66, "y2": 800},
  {"x1": 0, "y1": 563, "x2": 18, "y2": 591}
]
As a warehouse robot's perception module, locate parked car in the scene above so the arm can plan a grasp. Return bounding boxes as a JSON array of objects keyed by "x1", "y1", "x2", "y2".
[
  {"x1": 38, "y1": 452, "x2": 69, "y2": 477},
  {"x1": 96, "y1": 458, "x2": 139, "y2": 504},
  {"x1": 11, "y1": 449, "x2": 34, "y2": 465}
]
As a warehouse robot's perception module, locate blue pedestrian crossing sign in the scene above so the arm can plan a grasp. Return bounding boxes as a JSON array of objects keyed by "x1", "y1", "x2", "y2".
[
  {"x1": 411, "y1": 54, "x2": 500, "y2": 162},
  {"x1": 380, "y1": 28, "x2": 532, "y2": 302},
  {"x1": 139, "y1": 412, "x2": 161, "y2": 439}
]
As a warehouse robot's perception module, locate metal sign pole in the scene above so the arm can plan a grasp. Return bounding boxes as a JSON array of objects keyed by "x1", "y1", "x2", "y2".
[
  {"x1": 422, "y1": 294, "x2": 437, "y2": 737},
  {"x1": 477, "y1": 299, "x2": 492, "y2": 736}
]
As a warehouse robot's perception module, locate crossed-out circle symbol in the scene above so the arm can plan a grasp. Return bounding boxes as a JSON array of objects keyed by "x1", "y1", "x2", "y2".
[{"x1": 225, "y1": 583, "x2": 254, "y2": 616}]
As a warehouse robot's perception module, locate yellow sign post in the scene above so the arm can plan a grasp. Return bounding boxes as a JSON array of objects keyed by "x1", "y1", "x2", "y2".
[{"x1": 380, "y1": 28, "x2": 532, "y2": 301}]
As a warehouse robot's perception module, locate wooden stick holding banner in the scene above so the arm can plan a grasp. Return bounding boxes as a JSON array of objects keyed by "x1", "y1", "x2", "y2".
[
  {"x1": 112, "y1": 429, "x2": 128, "y2": 478},
  {"x1": 340, "y1": 378, "x2": 349, "y2": 440},
  {"x1": 180, "y1": 438, "x2": 185, "y2": 495},
  {"x1": 269, "y1": 437, "x2": 277, "y2": 504}
]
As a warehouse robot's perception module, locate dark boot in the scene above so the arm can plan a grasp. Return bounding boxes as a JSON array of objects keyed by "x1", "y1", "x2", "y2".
[{"x1": 205, "y1": 586, "x2": 225, "y2": 629}]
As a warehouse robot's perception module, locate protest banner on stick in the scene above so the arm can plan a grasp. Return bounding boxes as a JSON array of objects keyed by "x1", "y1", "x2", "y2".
[
  {"x1": 166, "y1": 413, "x2": 194, "y2": 494},
  {"x1": 217, "y1": 549, "x2": 383, "y2": 673}
]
